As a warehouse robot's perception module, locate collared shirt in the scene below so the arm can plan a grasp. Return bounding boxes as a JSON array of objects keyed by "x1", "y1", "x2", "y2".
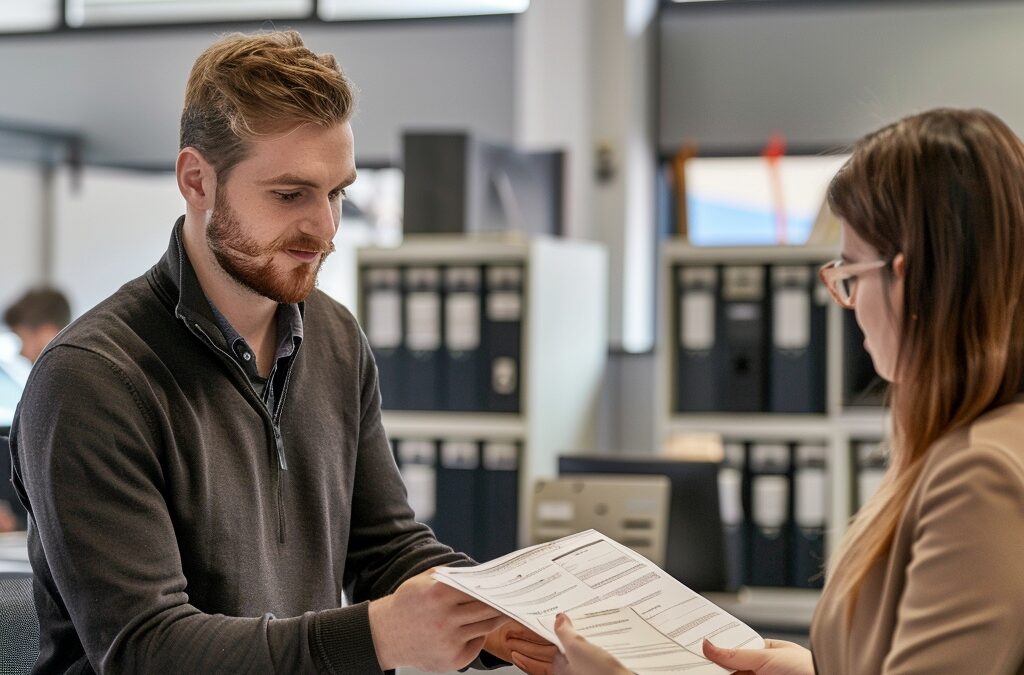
[{"x1": 207, "y1": 300, "x2": 303, "y2": 420}]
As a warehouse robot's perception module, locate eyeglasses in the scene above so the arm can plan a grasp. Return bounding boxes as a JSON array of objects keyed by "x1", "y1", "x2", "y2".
[{"x1": 818, "y1": 258, "x2": 889, "y2": 309}]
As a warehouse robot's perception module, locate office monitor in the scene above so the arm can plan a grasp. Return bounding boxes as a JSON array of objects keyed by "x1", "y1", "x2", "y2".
[{"x1": 558, "y1": 454, "x2": 726, "y2": 592}]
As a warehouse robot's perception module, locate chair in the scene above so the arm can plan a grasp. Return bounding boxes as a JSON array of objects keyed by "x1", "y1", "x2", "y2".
[{"x1": 0, "y1": 574, "x2": 37, "y2": 675}]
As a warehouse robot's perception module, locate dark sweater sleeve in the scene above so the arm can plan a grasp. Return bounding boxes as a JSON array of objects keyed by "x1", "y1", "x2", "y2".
[
  {"x1": 14, "y1": 345, "x2": 375, "y2": 673},
  {"x1": 340, "y1": 328, "x2": 471, "y2": 596}
]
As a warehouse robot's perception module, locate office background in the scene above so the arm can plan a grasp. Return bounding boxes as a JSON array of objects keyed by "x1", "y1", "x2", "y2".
[{"x1": 3, "y1": 0, "x2": 1024, "y2": 671}]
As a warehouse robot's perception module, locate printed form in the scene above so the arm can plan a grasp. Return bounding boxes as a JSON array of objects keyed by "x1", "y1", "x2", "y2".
[{"x1": 434, "y1": 529, "x2": 763, "y2": 674}]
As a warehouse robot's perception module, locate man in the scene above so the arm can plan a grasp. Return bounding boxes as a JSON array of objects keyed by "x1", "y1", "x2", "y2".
[
  {"x1": 3, "y1": 287, "x2": 71, "y2": 364},
  {"x1": 10, "y1": 31, "x2": 554, "y2": 673}
]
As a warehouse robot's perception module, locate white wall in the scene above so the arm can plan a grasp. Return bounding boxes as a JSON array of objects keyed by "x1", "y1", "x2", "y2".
[
  {"x1": 51, "y1": 167, "x2": 184, "y2": 315},
  {"x1": 0, "y1": 161, "x2": 45, "y2": 311},
  {"x1": 660, "y1": 1, "x2": 1024, "y2": 152},
  {"x1": 0, "y1": 18, "x2": 516, "y2": 167}
]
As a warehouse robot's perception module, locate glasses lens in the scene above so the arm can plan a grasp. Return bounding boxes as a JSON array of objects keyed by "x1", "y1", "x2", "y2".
[{"x1": 840, "y1": 277, "x2": 854, "y2": 303}]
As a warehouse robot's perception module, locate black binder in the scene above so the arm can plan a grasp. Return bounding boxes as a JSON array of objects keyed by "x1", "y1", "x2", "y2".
[
  {"x1": 434, "y1": 440, "x2": 481, "y2": 557},
  {"x1": 394, "y1": 439, "x2": 438, "y2": 528},
  {"x1": 402, "y1": 266, "x2": 443, "y2": 410},
  {"x1": 747, "y1": 442, "x2": 791, "y2": 587},
  {"x1": 361, "y1": 266, "x2": 404, "y2": 409},
  {"x1": 792, "y1": 442, "x2": 827, "y2": 589},
  {"x1": 769, "y1": 265, "x2": 827, "y2": 413},
  {"x1": 675, "y1": 265, "x2": 719, "y2": 412},
  {"x1": 843, "y1": 313, "x2": 887, "y2": 407},
  {"x1": 482, "y1": 265, "x2": 523, "y2": 413},
  {"x1": 475, "y1": 441, "x2": 520, "y2": 562},
  {"x1": 443, "y1": 266, "x2": 485, "y2": 412},
  {"x1": 853, "y1": 440, "x2": 887, "y2": 512},
  {"x1": 719, "y1": 441, "x2": 747, "y2": 591},
  {"x1": 720, "y1": 265, "x2": 769, "y2": 412}
]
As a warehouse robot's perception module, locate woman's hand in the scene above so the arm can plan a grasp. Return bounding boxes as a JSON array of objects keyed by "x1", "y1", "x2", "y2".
[
  {"x1": 702, "y1": 638, "x2": 815, "y2": 675},
  {"x1": 551, "y1": 614, "x2": 631, "y2": 675}
]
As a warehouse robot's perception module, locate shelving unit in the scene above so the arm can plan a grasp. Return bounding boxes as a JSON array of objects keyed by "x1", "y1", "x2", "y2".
[
  {"x1": 358, "y1": 235, "x2": 608, "y2": 548},
  {"x1": 656, "y1": 241, "x2": 890, "y2": 629}
]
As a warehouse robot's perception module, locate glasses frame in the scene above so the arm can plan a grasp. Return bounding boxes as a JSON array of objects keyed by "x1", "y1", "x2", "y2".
[{"x1": 818, "y1": 258, "x2": 889, "y2": 309}]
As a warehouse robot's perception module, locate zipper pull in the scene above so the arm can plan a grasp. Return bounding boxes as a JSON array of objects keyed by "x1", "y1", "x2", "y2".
[{"x1": 274, "y1": 426, "x2": 288, "y2": 471}]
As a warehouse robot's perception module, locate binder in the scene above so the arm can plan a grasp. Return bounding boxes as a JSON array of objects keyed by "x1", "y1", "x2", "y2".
[
  {"x1": 853, "y1": 440, "x2": 887, "y2": 511},
  {"x1": 769, "y1": 265, "x2": 828, "y2": 413},
  {"x1": 747, "y1": 442, "x2": 791, "y2": 587},
  {"x1": 434, "y1": 440, "x2": 481, "y2": 557},
  {"x1": 843, "y1": 312, "x2": 887, "y2": 407},
  {"x1": 675, "y1": 265, "x2": 719, "y2": 412},
  {"x1": 402, "y1": 266, "x2": 443, "y2": 410},
  {"x1": 483, "y1": 265, "x2": 524, "y2": 413},
  {"x1": 362, "y1": 266, "x2": 403, "y2": 409},
  {"x1": 395, "y1": 439, "x2": 438, "y2": 527},
  {"x1": 792, "y1": 442, "x2": 828, "y2": 589},
  {"x1": 443, "y1": 266, "x2": 485, "y2": 412},
  {"x1": 475, "y1": 441, "x2": 521, "y2": 561},
  {"x1": 720, "y1": 265, "x2": 769, "y2": 412},
  {"x1": 718, "y1": 441, "x2": 747, "y2": 591}
]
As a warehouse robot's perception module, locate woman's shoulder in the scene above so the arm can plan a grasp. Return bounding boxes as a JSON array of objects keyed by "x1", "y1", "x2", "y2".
[{"x1": 919, "y1": 402, "x2": 1024, "y2": 501}]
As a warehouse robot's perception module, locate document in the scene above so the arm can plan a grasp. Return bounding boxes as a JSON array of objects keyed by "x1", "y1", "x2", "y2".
[{"x1": 434, "y1": 529, "x2": 763, "y2": 674}]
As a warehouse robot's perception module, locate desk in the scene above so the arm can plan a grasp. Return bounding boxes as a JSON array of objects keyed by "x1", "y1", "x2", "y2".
[{"x1": 0, "y1": 531, "x2": 30, "y2": 575}]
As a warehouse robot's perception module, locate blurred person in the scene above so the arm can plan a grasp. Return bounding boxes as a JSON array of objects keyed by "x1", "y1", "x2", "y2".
[
  {"x1": 9, "y1": 31, "x2": 554, "y2": 674},
  {"x1": 3, "y1": 287, "x2": 71, "y2": 364},
  {"x1": 551, "y1": 108, "x2": 1024, "y2": 675}
]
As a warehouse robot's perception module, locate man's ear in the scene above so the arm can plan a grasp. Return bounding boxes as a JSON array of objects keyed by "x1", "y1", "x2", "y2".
[
  {"x1": 176, "y1": 147, "x2": 217, "y2": 211},
  {"x1": 892, "y1": 252, "x2": 906, "y2": 279}
]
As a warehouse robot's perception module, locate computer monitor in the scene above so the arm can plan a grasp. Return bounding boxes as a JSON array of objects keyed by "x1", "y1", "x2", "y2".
[{"x1": 558, "y1": 454, "x2": 726, "y2": 592}]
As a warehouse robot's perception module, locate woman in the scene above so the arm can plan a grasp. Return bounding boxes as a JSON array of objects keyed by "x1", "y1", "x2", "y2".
[{"x1": 553, "y1": 108, "x2": 1024, "y2": 674}]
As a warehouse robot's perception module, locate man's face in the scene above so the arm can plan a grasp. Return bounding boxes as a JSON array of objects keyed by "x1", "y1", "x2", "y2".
[{"x1": 206, "y1": 121, "x2": 356, "y2": 304}]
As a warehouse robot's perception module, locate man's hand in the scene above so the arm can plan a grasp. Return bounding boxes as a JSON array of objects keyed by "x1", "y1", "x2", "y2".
[
  {"x1": 368, "y1": 568, "x2": 511, "y2": 671},
  {"x1": 702, "y1": 638, "x2": 815, "y2": 675},
  {"x1": 552, "y1": 614, "x2": 631, "y2": 675},
  {"x1": 482, "y1": 621, "x2": 558, "y2": 674}
]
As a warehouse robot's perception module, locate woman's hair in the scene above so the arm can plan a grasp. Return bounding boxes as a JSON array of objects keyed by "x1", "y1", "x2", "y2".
[
  {"x1": 827, "y1": 108, "x2": 1024, "y2": 618},
  {"x1": 179, "y1": 30, "x2": 355, "y2": 179}
]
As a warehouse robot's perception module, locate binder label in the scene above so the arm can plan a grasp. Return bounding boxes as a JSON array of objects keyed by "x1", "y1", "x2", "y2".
[
  {"x1": 483, "y1": 442, "x2": 519, "y2": 470},
  {"x1": 446, "y1": 292, "x2": 481, "y2": 351},
  {"x1": 441, "y1": 441, "x2": 480, "y2": 469},
  {"x1": 492, "y1": 357, "x2": 518, "y2": 396},
  {"x1": 718, "y1": 467, "x2": 744, "y2": 527},
  {"x1": 752, "y1": 475, "x2": 789, "y2": 529},
  {"x1": 795, "y1": 467, "x2": 827, "y2": 527},
  {"x1": 406, "y1": 291, "x2": 441, "y2": 351},
  {"x1": 487, "y1": 292, "x2": 522, "y2": 322},
  {"x1": 681, "y1": 290, "x2": 715, "y2": 351},
  {"x1": 367, "y1": 289, "x2": 402, "y2": 349},
  {"x1": 773, "y1": 288, "x2": 810, "y2": 350}
]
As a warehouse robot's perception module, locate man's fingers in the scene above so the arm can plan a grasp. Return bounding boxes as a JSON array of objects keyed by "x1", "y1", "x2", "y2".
[
  {"x1": 450, "y1": 600, "x2": 505, "y2": 626},
  {"x1": 512, "y1": 650, "x2": 555, "y2": 675},
  {"x1": 505, "y1": 637, "x2": 558, "y2": 661},
  {"x1": 460, "y1": 614, "x2": 513, "y2": 639},
  {"x1": 506, "y1": 626, "x2": 553, "y2": 645}
]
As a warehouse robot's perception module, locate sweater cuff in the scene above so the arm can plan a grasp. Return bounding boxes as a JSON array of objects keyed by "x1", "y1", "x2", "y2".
[{"x1": 311, "y1": 602, "x2": 384, "y2": 674}]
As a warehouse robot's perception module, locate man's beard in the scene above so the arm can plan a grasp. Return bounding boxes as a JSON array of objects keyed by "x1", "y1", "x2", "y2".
[{"x1": 206, "y1": 192, "x2": 335, "y2": 304}]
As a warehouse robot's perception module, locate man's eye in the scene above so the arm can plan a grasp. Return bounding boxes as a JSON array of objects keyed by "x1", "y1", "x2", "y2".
[
  {"x1": 329, "y1": 188, "x2": 347, "y2": 201},
  {"x1": 276, "y1": 191, "x2": 301, "y2": 202}
]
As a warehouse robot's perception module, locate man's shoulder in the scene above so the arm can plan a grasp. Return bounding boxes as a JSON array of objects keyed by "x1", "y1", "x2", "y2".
[
  {"x1": 44, "y1": 273, "x2": 170, "y2": 360},
  {"x1": 303, "y1": 289, "x2": 362, "y2": 335}
]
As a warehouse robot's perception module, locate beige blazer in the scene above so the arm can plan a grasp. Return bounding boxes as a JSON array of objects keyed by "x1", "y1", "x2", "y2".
[{"x1": 811, "y1": 402, "x2": 1024, "y2": 674}]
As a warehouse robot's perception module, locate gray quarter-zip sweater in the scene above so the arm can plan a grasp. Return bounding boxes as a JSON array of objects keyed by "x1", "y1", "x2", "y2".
[{"x1": 10, "y1": 219, "x2": 471, "y2": 673}]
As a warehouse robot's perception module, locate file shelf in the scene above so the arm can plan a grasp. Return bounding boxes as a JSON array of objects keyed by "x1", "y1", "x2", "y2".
[
  {"x1": 656, "y1": 241, "x2": 889, "y2": 626},
  {"x1": 357, "y1": 235, "x2": 608, "y2": 554}
]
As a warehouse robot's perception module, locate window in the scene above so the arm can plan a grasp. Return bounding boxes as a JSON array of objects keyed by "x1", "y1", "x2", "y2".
[
  {"x1": 65, "y1": 0, "x2": 312, "y2": 27},
  {"x1": 318, "y1": 0, "x2": 528, "y2": 21},
  {"x1": 0, "y1": 0, "x2": 60, "y2": 33}
]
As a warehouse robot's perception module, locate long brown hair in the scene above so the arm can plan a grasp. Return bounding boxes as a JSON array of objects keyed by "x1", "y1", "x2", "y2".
[{"x1": 827, "y1": 108, "x2": 1024, "y2": 617}]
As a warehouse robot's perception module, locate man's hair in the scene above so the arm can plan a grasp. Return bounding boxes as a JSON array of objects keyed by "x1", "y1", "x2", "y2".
[
  {"x1": 179, "y1": 30, "x2": 355, "y2": 178},
  {"x1": 3, "y1": 288, "x2": 71, "y2": 330}
]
